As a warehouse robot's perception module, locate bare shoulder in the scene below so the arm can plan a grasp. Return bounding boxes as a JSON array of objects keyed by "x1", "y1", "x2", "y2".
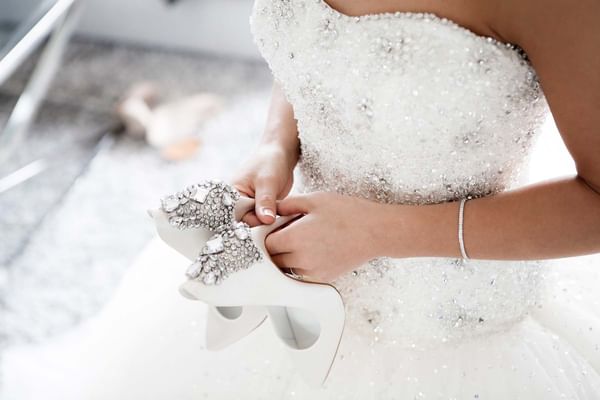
[
  {"x1": 486, "y1": 0, "x2": 600, "y2": 190},
  {"x1": 483, "y1": 0, "x2": 600, "y2": 45}
]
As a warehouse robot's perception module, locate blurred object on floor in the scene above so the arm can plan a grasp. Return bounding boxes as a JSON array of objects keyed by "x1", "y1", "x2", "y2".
[
  {"x1": 145, "y1": 93, "x2": 222, "y2": 153},
  {"x1": 116, "y1": 81, "x2": 224, "y2": 160},
  {"x1": 114, "y1": 81, "x2": 159, "y2": 138},
  {"x1": 160, "y1": 136, "x2": 201, "y2": 161}
]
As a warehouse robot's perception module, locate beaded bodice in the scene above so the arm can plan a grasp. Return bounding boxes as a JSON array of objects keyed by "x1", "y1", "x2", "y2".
[{"x1": 250, "y1": 0, "x2": 550, "y2": 349}]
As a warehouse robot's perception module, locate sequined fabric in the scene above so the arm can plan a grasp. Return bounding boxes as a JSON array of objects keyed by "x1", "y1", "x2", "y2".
[{"x1": 250, "y1": 0, "x2": 550, "y2": 349}]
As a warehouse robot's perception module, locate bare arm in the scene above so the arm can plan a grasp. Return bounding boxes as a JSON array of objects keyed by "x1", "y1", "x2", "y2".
[
  {"x1": 259, "y1": 79, "x2": 301, "y2": 165},
  {"x1": 232, "y1": 79, "x2": 301, "y2": 225},
  {"x1": 373, "y1": 0, "x2": 600, "y2": 261},
  {"x1": 374, "y1": 177, "x2": 600, "y2": 260}
]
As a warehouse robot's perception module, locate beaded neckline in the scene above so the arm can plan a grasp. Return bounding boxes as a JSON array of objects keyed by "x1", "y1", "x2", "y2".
[{"x1": 316, "y1": 0, "x2": 528, "y2": 60}]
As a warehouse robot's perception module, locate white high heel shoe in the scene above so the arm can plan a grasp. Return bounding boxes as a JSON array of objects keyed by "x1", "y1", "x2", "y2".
[
  {"x1": 178, "y1": 214, "x2": 346, "y2": 386},
  {"x1": 150, "y1": 179, "x2": 268, "y2": 350}
]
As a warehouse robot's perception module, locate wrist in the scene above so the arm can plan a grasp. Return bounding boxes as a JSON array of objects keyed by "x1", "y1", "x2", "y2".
[
  {"x1": 257, "y1": 136, "x2": 299, "y2": 170},
  {"x1": 368, "y1": 203, "x2": 411, "y2": 258},
  {"x1": 362, "y1": 201, "x2": 403, "y2": 258},
  {"x1": 373, "y1": 201, "x2": 463, "y2": 259},
  {"x1": 369, "y1": 202, "x2": 434, "y2": 258}
]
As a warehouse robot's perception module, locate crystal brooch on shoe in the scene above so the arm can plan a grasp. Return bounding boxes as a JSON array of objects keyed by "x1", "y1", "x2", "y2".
[
  {"x1": 159, "y1": 179, "x2": 240, "y2": 232},
  {"x1": 185, "y1": 221, "x2": 263, "y2": 285}
]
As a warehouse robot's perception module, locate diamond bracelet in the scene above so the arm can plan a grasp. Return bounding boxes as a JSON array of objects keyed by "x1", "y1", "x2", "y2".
[{"x1": 458, "y1": 198, "x2": 470, "y2": 260}]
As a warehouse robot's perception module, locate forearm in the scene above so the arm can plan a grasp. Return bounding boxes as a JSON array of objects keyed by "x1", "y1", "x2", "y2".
[
  {"x1": 258, "y1": 79, "x2": 300, "y2": 169},
  {"x1": 374, "y1": 175, "x2": 600, "y2": 260}
]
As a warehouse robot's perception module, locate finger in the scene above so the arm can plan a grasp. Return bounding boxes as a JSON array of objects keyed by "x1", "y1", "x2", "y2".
[
  {"x1": 274, "y1": 213, "x2": 304, "y2": 231},
  {"x1": 231, "y1": 180, "x2": 254, "y2": 197},
  {"x1": 268, "y1": 249, "x2": 321, "y2": 281},
  {"x1": 264, "y1": 229, "x2": 293, "y2": 255},
  {"x1": 241, "y1": 210, "x2": 262, "y2": 227},
  {"x1": 276, "y1": 194, "x2": 313, "y2": 216},
  {"x1": 254, "y1": 176, "x2": 278, "y2": 224},
  {"x1": 280, "y1": 264, "x2": 318, "y2": 281},
  {"x1": 294, "y1": 267, "x2": 327, "y2": 283},
  {"x1": 270, "y1": 253, "x2": 293, "y2": 269},
  {"x1": 269, "y1": 252, "x2": 307, "y2": 271}
]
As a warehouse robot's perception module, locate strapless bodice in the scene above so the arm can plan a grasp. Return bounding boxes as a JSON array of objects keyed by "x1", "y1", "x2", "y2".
[{"x1": 249, "y1": 0, "x2": 550, "y2": 349}]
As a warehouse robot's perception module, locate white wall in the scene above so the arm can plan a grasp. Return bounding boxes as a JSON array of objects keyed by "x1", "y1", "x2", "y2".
[{"x1": 0, "y1": 0, "x2": 261, "y2": 59}]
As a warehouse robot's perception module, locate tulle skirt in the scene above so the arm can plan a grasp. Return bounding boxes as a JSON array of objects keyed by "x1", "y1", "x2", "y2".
[{"x1": 3, "y1": 236, "x2": 600, "y2": 400}]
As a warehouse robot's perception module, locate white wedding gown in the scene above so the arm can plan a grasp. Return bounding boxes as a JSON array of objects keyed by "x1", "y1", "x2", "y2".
[{"x1": 6, "y1": 1, "x2": 600, "y2": 399}]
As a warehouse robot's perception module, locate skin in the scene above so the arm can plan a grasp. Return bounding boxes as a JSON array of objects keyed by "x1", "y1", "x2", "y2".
[{"x1": 232, "y1": 0, "x2": 600, "y2": 283}]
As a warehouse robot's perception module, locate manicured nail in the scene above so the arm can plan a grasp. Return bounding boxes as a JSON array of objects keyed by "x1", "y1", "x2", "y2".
[{"x1": 261, "y1": 207, "x2": 275, "y2": 218}]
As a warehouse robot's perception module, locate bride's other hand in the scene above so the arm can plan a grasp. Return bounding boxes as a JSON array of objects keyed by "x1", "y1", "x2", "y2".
[
  {"x1": 231, "y1": 144, "x2": 296, "y2": 227},
  {"x1": 266, "y1": 192, "x2": 385, "y2": 282}
]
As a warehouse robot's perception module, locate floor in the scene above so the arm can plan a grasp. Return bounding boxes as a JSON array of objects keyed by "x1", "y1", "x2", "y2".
[{"x1": 0, "y1": 36, "x2": 272, "y2": 352}]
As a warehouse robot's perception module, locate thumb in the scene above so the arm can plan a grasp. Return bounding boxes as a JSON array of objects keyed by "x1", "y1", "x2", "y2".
[
  {"x1": 276, "y1": 194, "x2": 312, "y2": 216},
  {"x1": 254, "y1": 179, "x2": 277, "y2": 224}
]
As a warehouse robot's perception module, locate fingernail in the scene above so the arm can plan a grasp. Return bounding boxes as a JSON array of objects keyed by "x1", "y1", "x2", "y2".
[{"x1": 261, "y1": 207, "x2": 275, "y2": 218}]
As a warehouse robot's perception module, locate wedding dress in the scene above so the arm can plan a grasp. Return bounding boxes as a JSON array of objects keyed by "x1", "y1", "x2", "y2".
[{"x1": 9, "y1": 0, "x2": 599, "y2": 399}]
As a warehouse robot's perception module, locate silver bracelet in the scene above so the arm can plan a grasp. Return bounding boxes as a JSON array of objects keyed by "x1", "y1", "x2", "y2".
[{"x1": 458, "y1": 198, "x2": 470, "y2": 260}]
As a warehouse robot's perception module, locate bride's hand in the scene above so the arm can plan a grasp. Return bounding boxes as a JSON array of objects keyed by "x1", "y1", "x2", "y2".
[
  {"x1": 231, "y1": 143, "x2": 296, "y2": 227},
  {"x1": 266, "y1": 191, "x2": 384, "y2": 282}
]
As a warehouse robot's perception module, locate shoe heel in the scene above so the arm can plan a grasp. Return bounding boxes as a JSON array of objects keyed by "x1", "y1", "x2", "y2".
[
  {"x1": 179, "y1": 214, "x2": 346, "y2": 386},
  {"x1": 205, "y1": 305, "x2": 267, "y2": 350},
  {"x1": 148, "y1": 206, "x2": 268, "y2": 350}
]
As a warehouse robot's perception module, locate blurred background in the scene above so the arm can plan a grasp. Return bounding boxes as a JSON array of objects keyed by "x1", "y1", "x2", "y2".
[{"x1": 0, "y1": 0, "x2": 577, "y2": 398}]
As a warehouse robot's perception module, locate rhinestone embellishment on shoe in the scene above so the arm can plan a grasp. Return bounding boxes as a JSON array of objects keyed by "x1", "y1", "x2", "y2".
[
  {"x1": 185, "y1": 221, "x2": 263, "y2": 285},
  {"x1": 160, "y1": 179, "x2": 241, "y2": 232}
]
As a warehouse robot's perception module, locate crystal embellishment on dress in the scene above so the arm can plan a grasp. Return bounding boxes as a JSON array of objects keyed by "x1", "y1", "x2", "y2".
[
  {"x1": 186, "y1": 221, "x2": 263, "y2": 285},
  {"x1": 159, "y1": 179, "x2": 241, "y2": 231}
]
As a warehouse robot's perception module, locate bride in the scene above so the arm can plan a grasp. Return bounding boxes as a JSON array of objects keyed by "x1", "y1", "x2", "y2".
[{"x1": 21, "y1": 0, "x2": 599, "y2": 398}]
